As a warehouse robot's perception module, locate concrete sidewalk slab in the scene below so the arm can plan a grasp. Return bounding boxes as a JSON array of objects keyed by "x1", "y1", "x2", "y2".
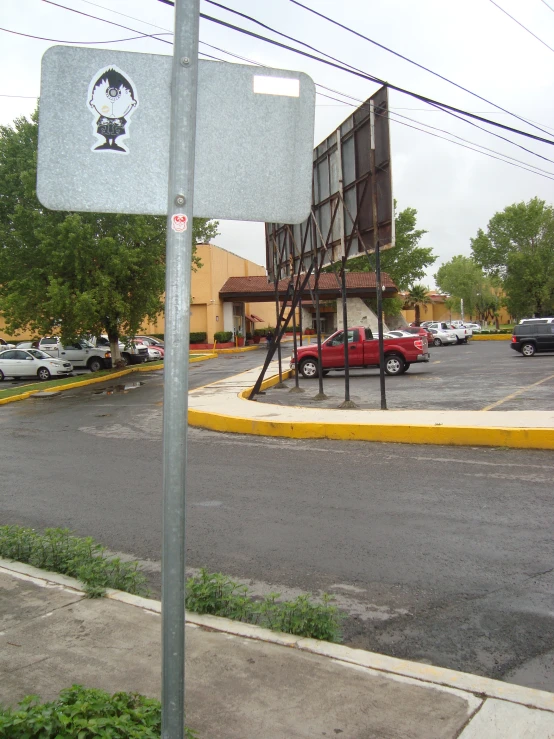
[
  {"x1": 187, "y1": 363, "x2": 554, "y2": 449},
  {"x1": 2, "y1": 563, "x2": 554, "y2": 738}
]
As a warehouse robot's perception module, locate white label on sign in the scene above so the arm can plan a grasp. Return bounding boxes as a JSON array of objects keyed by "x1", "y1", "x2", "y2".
[
  {"x1": 253, "y1": 76, "x2": 300, "y2": 97},
  {"x1": 87, "y1": 65, "x2": 138, "y2": 154},
  {"x1": 171, "y1": 214, "x2": 188, "y2": 232}
]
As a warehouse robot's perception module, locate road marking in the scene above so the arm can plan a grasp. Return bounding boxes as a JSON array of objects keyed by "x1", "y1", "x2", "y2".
[
  {"x1": 432, "y1": 361, "x2": 441, "y2": 364},
  {"x1": 482, "y1": 373, "x2": 554, "y2": 411}
]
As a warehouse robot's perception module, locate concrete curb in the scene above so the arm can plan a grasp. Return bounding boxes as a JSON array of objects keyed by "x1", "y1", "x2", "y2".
[
  {"x1": 0, "y1": 351, "x2": 213, "y2": 407},
  {"x1": 1, "y1": 558, "x2": 553, "y2": 714},
  {"x1": 187, "y1": 368, "x2": 554, "y2": 450}
]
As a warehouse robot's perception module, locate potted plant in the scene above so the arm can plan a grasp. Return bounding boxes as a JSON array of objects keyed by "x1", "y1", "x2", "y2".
[{"x1": 236, "y1": 332, "x2": 245, "y2": 347}]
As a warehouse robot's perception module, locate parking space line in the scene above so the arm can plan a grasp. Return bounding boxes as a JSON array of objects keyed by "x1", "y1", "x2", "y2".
[{"x1": 482, "y1": 373, "x2": 554, "y2": 411}]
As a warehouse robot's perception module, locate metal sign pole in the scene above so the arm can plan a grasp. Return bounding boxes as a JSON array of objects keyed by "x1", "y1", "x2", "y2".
[{"x1": 161, "y1": 0, "x2": 199, "y2": 736}]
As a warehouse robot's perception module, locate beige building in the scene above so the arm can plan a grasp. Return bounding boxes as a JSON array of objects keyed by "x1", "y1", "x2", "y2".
[
  {"x1": 140, "y1": 243, "x2": 276, "y2": 341},
  {"x1": 0, "y1": 243, "x2": 277, "y2": 343},
  {"x1": 400, "y1": 292, "x2": 512, "y2": 325}
]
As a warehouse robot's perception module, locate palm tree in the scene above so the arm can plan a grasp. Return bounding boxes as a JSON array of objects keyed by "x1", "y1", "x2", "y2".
[{"x1": 405, "y1": 285, "x2": 432, "y2": 326}]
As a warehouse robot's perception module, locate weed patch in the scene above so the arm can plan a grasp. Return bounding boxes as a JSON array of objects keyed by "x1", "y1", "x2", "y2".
[
  {"x1": 186, "y1": 569, "x2": 344, "y2": 642},
  {"x1": 0, "y1": 526, "x2": 148, "y2": 598},
  {"x1": 0, "y1": 685, "x2": 197, "y2": 738}
]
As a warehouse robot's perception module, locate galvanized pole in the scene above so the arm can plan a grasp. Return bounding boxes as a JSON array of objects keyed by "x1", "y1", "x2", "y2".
[
  {"x1": 370, "y1": 101, "x2": 387, "y2": 411},
  {"x1": 161, "y1": 0, "x2": 199, "y2": 736}
]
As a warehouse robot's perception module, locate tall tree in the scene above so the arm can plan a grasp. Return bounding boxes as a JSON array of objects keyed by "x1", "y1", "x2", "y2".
[
  {"x1": 434, "y1": 256, "x2": 500, "y2": 322},
  {"x1": 0, "y1": 112, "x2": 218, "y2": 363},
  {"x1": 470, "y1": 198, "x2": 554, "y2": 318},
  {"x1": 340, "y1": 203, "x2": 437, "y2": 291},
  {"x1": 404, "y1": 284, "x2": 432, "y2": 326}
]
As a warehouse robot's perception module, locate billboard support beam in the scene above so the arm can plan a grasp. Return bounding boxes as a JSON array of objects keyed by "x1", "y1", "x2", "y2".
[{"x1": 370, "y1": 101, "x2": 387, "y2": 411}]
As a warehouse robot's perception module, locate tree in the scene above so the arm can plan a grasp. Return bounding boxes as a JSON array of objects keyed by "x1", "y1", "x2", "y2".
[
  {"x1": 0, "y1": 112, "x2": 218, "y2": 364},
  {"x1": 340, "y1": 203, "x2": 437, "y2": 291},
  {"x1": 434, "y1": 256, "x2": 501, "y2": 323},
  {"x1": 470, "y1": 198, "x2": 554, "y2": 318},
  {"x1": 404, "y1": 284, "x2": 431, "y2": 326}
]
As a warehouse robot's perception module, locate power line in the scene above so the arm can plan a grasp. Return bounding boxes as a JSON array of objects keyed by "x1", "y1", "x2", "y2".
[
  {"x1": 0, "y1": 25, "x2": 170, "y2": 45},
  {"x1": 192, "y1": 6, "x2": 554, "y2": 147},
  {"x1": 540, "y1": 0, "x2": 554, "y2": 14},
  {"x1": 0, "y1": 92, "x2": 39, "y2": 99},
  {"x1": 488, "y1": 0, "x2": 554, "y2": 54},
  {"x1": 42, "y1": 0, "x2": 172, "y2": 44},
  {"x1": 77, "y1": 0, "x2": 171, "y2": 32},
  {"x1": 289, "y1": 0, "x2": 554, "y2": 138},
  {"x1": 31, "y1": 0, "x2": 554, "y2": 180}
]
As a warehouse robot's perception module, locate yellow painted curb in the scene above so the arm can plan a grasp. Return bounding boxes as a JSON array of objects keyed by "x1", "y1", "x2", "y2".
[
  {"x1": 215, "y1": 345, "x2": 261, "y2": 354},
  {"x1": 0, "y1": 362, "x2": 163, "y2": 407},
  {"x1": 189, "y1": 353, "x2": 217, "y2": 363},
  {"x1": 188, "y1": 369, "x2": 554, "y2": 450},
  {"x1": 472, "y1": 334, "x2": 512, "y2": 340}
]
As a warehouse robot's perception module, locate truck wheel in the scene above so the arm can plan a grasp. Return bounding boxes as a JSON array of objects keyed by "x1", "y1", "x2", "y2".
[
  {"x1": 433, "y1": 338, "x2": 442, "y2": 347},
  {"x1": 521, "y1": 342, "x2": 536, "y2": 357},
  {"x1": 299, "y1": 358, "x2": 319, "y2": 378},
  {"x1": 87, "y1": 357, "x2": 103, "y2": 372},
  {"x1": 120, "y1": 353, "x2": 130, "y2": 367},
  {"x1": 384, "y1": 354, "x2": 405, "y2": 376},
  {"x1": 37, "y1": 367, "x2": 51, "y2": 381}
]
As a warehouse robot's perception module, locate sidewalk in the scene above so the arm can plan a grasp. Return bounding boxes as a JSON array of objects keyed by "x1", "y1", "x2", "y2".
[
  {"x1": 187, "y1": 362, "x2": 554, "y2": 449},
  {"x1": 2, "y1": 561, "x2": 554, "y2": 738}
]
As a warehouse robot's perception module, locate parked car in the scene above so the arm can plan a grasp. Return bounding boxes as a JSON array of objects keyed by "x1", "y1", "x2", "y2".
[
  {"x1": 464, "y1": 323, "x2": 482, "y2": 333},
  {"x1": 291, "y1": 326, "x2": 430, "y2": 377},
  {"x1": 16, "y1": 340, "x2": 40, "y2": 349},
  {"x1": 428, "y1": 327, "x2": 457, "y2": 346},
  {"x1": 0, "y1": 338, "x2": 16, "y2": 350},
  {"x1": 519, "y1": 317, "x2": 554, "y2": 324},
  {"x1": 0, "y1": 349, "x2": 73, "y2": 381},
  {"x1": 399, "y1": 326, "x2": 434, "y2": 343},
  {"x1": 511, "y1": 322, "x2": 554, "y2": 356},
  {"x1": 38, "y1": 337, "x2": 112, "y2": 372},
  {"x1": 134, "y1": 336, "x2": 164, "y2": 348},
  {"x1": 425, "y1": 322, "x2": 472, "y2": 344},
  {"x1": 91, "y1": 335, "x2": 148, "y2": 365}
]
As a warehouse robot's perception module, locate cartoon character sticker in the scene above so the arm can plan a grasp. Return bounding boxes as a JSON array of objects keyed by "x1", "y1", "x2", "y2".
[{"x1": 88, "y1": 66, "x2": 138, "y2": 153}]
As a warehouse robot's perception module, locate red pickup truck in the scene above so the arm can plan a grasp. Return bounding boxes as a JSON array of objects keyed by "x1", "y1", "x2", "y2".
[{"x1": 291, "y1": 326, "x2": 430, "y2": 378}]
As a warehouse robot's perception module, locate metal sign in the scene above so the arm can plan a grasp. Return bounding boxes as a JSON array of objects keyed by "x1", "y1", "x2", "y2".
[
  {"x1": 37, "y1": 45, "x2": 315, "y2": 224},
  {"x1": 266, "y1": 86, "x2": 393, "y2": 281}
]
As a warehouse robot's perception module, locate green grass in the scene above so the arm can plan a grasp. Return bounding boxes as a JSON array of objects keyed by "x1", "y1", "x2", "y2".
[
  {"x1": 186, "y1": 569, "x2": 344, "y2": 642},
  {"x1": 0, "y1": 526, "x2": 149, "y2": 598},
  {"x1": 0, "y1": 685, "x2": 197, "y2": 738}
]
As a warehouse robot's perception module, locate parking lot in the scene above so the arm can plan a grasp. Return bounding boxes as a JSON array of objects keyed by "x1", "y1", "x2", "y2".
[{"x1": 259, "y1": 340, "x2": 554, "y2": 412}]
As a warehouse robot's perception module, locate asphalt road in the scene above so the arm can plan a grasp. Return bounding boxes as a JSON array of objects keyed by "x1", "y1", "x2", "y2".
[
  {"x1": 1, "y1": 349, "x2": 553, "y2": 692},
  {"x1": 264, "y1": 339, "x2": 554, "y2": 411}
]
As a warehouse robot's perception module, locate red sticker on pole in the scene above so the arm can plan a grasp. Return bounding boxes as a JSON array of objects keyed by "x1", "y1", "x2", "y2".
[{"x1": 171, "y1": 213, "x2": 188, "y2": 232}]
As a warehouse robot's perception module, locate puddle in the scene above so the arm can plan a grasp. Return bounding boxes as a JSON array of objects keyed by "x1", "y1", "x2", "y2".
[{"x1": 93, "y1": 382, "x2": 144, "y2": 396}]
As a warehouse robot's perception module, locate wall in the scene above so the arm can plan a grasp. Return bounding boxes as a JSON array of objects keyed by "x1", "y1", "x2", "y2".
[{"x1": 336, "y1": 298, "x2": 389, "y2": 333}]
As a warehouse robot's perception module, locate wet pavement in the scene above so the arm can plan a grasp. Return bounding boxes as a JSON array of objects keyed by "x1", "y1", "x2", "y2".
[{"x1": 261, "y1": 340, "x2": 554, "y2": 411}]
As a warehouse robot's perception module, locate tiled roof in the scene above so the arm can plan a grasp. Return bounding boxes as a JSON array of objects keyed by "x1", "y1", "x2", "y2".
[{"x1": 220, "y1": 272, "x2": 396, "y2": 297}]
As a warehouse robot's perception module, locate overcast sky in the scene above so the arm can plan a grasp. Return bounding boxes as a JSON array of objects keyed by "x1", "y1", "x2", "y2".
[{"x1": 2, "y1": 0, "x2": 553, "y2": 286}]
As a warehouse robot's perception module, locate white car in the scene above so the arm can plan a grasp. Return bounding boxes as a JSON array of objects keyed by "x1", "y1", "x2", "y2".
[
  {"x1": 464, "y1": 323, "x2": 482, "y2": 333},
  {"x1": 146, "y1": 347, "x2": 162, "y2": 361},
  {"x1": 428, "y1": 328, "x2": 457, "y2": 346},
  {"x1": 0, "y1": 349, "x2": 73, "y2": 381}
]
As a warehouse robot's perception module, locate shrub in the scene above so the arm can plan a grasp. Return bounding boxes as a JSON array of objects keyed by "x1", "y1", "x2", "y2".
[
  {"x1": 213, "y1": 331, "x2": 233, "y2": 342},
  {"x1": 0, "y1": 526, "x2": 149, "y2": 598},
  {"x1": 254, "y1": 327, "x2": 273, "y2": 336},
  {"x1": 0, "y1": 685, "x2": 197, "y2": 738},
  {"x1": 186, "y1": 569, "x2": 344, "y2": 642},
  {"x1": 189, "y1": 332, "x2": 207, "y2": 344}
]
